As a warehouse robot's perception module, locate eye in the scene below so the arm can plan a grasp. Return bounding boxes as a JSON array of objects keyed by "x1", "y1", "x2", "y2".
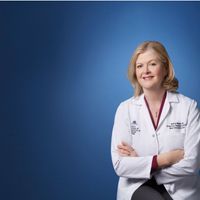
[
  {"x1": 150, "y1": 62, "x2": 156, "y2": 66},
  {"x1": 136, "y1": 64, "x2": 142, "y2": 69}
]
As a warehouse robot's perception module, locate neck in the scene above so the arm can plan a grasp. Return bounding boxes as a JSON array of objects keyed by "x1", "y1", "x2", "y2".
[{"x1": 143, "y1": 88, "x2": 166, "y2": 104}]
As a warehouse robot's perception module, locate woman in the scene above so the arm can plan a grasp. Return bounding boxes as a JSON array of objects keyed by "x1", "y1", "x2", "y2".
[{"x1": 111, "y1": 41, "x2": 200, "y2": 200}]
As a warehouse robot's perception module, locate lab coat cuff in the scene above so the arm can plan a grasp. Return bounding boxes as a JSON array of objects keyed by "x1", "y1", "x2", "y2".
[{"x1": 151, "y1": 155, "x2": 158, "y2": 173}]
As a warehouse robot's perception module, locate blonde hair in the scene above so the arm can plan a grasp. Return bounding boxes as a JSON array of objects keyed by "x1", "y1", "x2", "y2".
[{"x1": 128, "y1": 41, "x2": 178, "y2": 97}]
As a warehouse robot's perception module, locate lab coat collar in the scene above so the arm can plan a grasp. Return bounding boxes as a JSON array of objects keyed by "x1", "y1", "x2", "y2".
[
  {"x1": 131, "y1": 91, "x2": 179, "y2": 132},
  {"x1": 166, "y1": 91, "x2": 179, "y2": 103},
  {"x1": 131, "y1": 93, "x2": 145, "y2": 106},
  {"x1": 131, "y1": 91, "x2": 179, "y2": 106}
]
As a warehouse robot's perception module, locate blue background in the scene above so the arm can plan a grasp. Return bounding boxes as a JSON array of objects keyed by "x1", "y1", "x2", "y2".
[{"x1": 1, "y1": 2, "x2": 200, "y2": 200}]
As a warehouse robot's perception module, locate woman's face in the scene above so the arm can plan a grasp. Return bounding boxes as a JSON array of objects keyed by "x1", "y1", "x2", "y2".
[{"x1": 135, "y1": 49, "x2": 167, "y2": 92}]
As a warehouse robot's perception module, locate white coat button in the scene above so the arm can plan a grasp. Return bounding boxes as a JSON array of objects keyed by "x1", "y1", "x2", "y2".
[{"x1": 152, "y1": 134, "x2": 155, "y2": 137}]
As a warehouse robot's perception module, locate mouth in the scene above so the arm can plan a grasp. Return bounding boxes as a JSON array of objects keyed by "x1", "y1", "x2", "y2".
[{"x1": 142, "y1": 76, "x2": 154, "y2": 80}]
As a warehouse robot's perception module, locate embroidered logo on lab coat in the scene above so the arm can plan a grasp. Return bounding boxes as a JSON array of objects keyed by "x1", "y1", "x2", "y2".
[
  {"x1": 130, "y1": 120, "x2": 141, "y2": 135},
  {"x1": 166, "y1": 122, "x2": 186, "y2": 130}
]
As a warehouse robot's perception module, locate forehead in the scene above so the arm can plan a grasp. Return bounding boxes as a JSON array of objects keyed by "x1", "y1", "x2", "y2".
[{"x1": 136, "y1": 49, "x2": 159, "y2": 64}]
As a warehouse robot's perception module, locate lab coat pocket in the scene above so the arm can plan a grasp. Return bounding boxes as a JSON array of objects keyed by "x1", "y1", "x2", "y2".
[{"x1": 164, "y1": 129, "x2": 186, "y2": 151}]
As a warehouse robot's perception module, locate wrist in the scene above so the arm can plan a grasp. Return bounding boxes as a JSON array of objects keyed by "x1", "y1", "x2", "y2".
[{"x1": 157, "y1": 153, "x2": 170, "y2": 168}]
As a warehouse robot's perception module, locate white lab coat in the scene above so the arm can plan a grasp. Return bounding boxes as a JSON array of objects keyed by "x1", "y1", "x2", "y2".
[{"x1": 111, "y1": 91, "x2": 200, "y2": 200}]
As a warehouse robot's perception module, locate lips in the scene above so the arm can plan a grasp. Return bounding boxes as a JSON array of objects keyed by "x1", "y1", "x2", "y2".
[{"x1": 143, "y1": 76, "x2": 154, "y2": 80}]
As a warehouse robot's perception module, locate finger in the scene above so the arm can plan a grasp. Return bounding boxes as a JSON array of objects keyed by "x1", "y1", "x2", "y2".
[
  {"x1": 121, "y1": 142, "x2": 134, "y2": 152},
  {"x1": 119, "y1": 143, "x2": 130, "y2": 150},
  {"x1": 118, "y1": 145, "x2": 132, "y2": 154},
  {"x1": 118, "y1": 150, "x2": 137, "y2": 157},
  {"x1": 121, "y1": 141, "x2": 134, "y2": 148},
  {"x1": 118, "y1": 152, "x2": 130, "y2": 157},
  {"x1": 130, "y1": 150, "x2": 138, "y2": 157},
  {"x1": 117, "y1": 144, "x2": 124, "y2": 149},
  {"x1": 117, "y1": 149, "x2": 130, "y2": 156},
  {"x1": 118, "y1": 152, "x2": 129, "y2": 157},
  {"x1": 120, "y1": 149, "x2": 131, "y2": 155}
]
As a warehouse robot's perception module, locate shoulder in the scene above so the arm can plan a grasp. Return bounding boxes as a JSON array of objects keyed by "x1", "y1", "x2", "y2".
[
  {"x1": 116, "y1": 97, "x2": 133, "y2": 111},
  {"x1": 114, "y1": 96, "x2": 136, "y2": 114},
  {"x1": 115, "y1": 95, "x2": 143, "y2": 117},
  {"x1": 176, "y1": 92, "x2": 196, "y2": 103},
  {"x1": 169, "y1": 91, "x2": 198, "y2": 109},
  {"x1": 117, "y1": 95, "x2": 142, "y2": 108}
]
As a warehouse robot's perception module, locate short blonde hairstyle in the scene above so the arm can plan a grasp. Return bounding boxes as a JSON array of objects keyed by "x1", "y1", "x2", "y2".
[{"x1": 128, "y1": 41, "x2": 178, "y2": 97}]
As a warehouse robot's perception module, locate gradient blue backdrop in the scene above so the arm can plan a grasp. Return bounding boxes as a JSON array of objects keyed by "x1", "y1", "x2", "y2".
[{"x1": 1, "y1": 2, "x2": 200, "y2": 200}]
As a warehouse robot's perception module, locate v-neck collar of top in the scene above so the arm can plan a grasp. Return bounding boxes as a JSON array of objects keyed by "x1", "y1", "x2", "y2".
[{"x1": 144, "y1": 91, "x2": 167, "y2": 130}]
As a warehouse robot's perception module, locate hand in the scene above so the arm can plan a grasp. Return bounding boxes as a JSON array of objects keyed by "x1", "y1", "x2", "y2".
[
  {"x1": 157, "y1": 149, "x2": 184, "y2": 168},
  {"x1": 117, "y1": 141, "x2": 138, "y2": 157}
]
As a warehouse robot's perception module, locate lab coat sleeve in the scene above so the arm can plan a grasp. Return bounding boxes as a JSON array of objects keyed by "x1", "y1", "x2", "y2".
[
  {"x1": 111, "y1": 102, "x2": 153, "y2": 179},
  {"x1": 156, "y1": 100, "x2": 200, "y2": 184}
]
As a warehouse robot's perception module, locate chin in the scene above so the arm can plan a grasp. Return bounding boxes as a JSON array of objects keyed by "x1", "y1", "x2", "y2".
[
  {"x1": 139, "y1": 80, "x2": 162, "y2": 89},
  {"x1": 140, "y1": 83, "x2": 156, "y2": 89},
  {"x1": 143, "y1": 85, "x2": 162, "y2": 91},
  {"x1": 141, "y1": 83, "x2": 161, "y2": 91}
]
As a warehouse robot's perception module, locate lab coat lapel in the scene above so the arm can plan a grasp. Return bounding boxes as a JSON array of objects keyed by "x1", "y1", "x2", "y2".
[
  {"x1": 133, "y1": 92, "x2": 179, "y2": 132},
  {"x1": 139, "y1": 94, "x2": 156, "y2": 133},
  {"x1": 157, "y1": 91, "x2": 179, "y2": 130},
  {"x1": 157, "y1": 96, "x2": 170, "y2": 130}
]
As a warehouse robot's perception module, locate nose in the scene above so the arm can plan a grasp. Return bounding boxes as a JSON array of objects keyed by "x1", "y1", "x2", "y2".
[{"x1": 143, "y1": 64, "x2": 150, "y2": 74}]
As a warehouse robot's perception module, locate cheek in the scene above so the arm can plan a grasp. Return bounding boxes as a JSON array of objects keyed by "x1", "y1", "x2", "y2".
[
  {"x1": 135, "y1": 72, "x2": 139, "y2": 79},
  {"x1": 136, "y1": 73, "x2": 142, "y2": 84},
  {"x1": 155, "y1": 67, "x2": 166, "y2": 78},
  {"x1": 160, "y1": 69, "x2": 167, "y2": 79},
  {"x1": 135, "y1": 70, "x2": 141, "y2": 79}
]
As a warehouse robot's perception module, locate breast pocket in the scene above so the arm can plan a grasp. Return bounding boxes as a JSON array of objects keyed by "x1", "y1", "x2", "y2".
[{"x1": 164, "y1": 128, "x2": 186, "y2": 151}]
